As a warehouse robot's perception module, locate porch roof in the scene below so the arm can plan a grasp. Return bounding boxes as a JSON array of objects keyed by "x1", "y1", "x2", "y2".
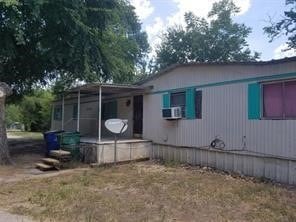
[
  {"x1": 56, "y1": 82, "x2": 150, "y2": 143},
  {"x1": 66, "y1": 83, "x2": 148, "y2": 96}
]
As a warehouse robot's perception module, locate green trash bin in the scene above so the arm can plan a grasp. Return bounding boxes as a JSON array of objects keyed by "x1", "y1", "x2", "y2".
[
  {"x1": 58, "y1": 132, "x2": 80, "y2": 145},
  {"x1": 58, "y1": 132, "x2": 80, "y2": 159},
  {"x1": 62, "y1": 144, "x2": 80, "y2": 160}
]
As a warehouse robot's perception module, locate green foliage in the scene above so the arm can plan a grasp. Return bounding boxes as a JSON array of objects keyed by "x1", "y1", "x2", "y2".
[
  {"x1": 6, "y1": 90, "x2": 54, "y2": 131},
  {"x1": 154, "y1": 0, "x2": 260, "y2": 71},
  {"x1": 264, "y1": 0, "x2": 296, "y2": 49},
  {"x1": 0, "y1": 0, "x2": 149, "y2": 94},
  {"x1": 5, "y1": 104, "x2": 23, "y2": 126},
  {"x1": 0, "y1": 0, "x2": 19, "y2": 6},
  {"x1": 21, "y1": 90, "x2": 54, "y2": 131}
]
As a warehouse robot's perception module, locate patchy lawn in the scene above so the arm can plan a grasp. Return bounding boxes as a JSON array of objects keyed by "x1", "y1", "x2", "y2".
[{"x1": 0, "y1": 162, "x2": 295, "y2": 222}]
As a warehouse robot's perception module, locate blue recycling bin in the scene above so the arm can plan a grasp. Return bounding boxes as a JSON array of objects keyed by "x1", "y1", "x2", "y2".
[{"x1": 43, "y1": 130, "x2": 64, "y2": 155}]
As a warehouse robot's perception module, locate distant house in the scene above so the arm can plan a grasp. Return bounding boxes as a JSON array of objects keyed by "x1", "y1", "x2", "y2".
[{"x1": 52, "y1": 57, "x2": 296, "y2": 184}]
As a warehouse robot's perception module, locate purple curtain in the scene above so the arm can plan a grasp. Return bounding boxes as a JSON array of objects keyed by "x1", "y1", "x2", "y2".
[
  {"x1": 263, "y1": 83, "x2": 283, "y2": 118},
  {"x1": 284, "y1": 81, "x2": 296, "y2": 118}
]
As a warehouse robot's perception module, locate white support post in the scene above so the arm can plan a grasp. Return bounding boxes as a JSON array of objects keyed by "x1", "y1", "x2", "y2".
[
  {"x1": 61, "y1": 94, "x2": 65, "y2": 131},
  {"x1": 51, "y1": 104, "x2": 54, "y2": 130},
  {"x1": 98, "y1": 86, "x2": 102, "y2": 143},
  {"x1": 77, "y1": 90, "x2": 80, "y2": 132}
]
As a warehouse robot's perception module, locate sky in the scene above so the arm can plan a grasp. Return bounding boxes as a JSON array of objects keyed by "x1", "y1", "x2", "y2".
[{"x1": 130, "y1": 0, "x2": 296, "y2": 61}]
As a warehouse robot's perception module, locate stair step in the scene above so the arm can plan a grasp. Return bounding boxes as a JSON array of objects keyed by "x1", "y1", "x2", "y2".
[
  {"x1": 42, "y1": 158, "x2": 60, "y2": 165},
  {"x1": 50, "y1": 150, "x2": 71, "y2": 158},
  {"x1": 36, "y1": 163, "x2": 54, "y2": 171}
]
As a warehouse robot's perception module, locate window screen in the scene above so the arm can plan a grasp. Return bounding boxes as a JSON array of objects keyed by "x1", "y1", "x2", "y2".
[
  {"x1": 102, "y1": 101, "x2": 117, "y2": 120},
  {"x1": 284, "y1": 81, "x2": 296, "y2": 118},
  {"x1": 171, "y1": 92, "x2": 186, "y2": 117},
  {"x1": 72, "y1": 103, "x2": 78, "y2": 119},
  {"x1": 54, "y1": 105, "x2": 62, "y2": 120},
  {"x1": 263, "y1": 82, "x2": 283, "y2": 118},
  {"x1": 263, "y1": 80, "x2": 296, "y2": 119}
]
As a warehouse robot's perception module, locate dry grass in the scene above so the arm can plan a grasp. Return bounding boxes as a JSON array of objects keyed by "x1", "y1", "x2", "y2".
[{"x1": 0, "y1": 162, "x2": 295, "y2": 222}]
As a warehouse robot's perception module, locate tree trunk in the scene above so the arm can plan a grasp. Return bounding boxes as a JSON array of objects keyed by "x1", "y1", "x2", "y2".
[{"x1": 0, "y1": 83, "x2": 12, "y2": 165}]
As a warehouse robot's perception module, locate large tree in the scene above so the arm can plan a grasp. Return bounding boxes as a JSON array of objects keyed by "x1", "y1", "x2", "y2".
[
  {"x1": 264, "y1": 0, "x2": 296, "y2": 50},
  {"x1": 0, "y1": 0, "x2": 149, "y2": 93},
  {"x1": 0, "y1": 82, "x2": 12, "y2": 165},
  {"x1": 0, "y1": 0, "x2": 149, "y2": 163},
  {"x1": 154, "y1": 0, "x2": 260, "y2": 71}
]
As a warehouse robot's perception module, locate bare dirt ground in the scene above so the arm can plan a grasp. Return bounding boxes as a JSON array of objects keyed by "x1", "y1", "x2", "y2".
[
  {"x1": 0, "y1": 161, "x2": 295, "y2": 222},
  {"x1": 0, "y1": 133, "x2": 47, "y2": 182},
  {"x1": 0, "y1": 133, "x2": 46, "y2": 221},
  {"x1": 0, "y1": 132, "x2": 89, "y2": 221},
  {"x1": 1, "y1": 133, "x2": 87, "y2": 183}
]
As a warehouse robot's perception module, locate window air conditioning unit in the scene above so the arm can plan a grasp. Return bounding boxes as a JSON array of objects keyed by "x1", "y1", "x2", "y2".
[{"x1": 162, "y1": 107, "x2": 182, "y2": 120}]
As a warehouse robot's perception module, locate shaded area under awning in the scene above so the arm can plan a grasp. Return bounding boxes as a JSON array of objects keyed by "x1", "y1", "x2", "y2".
[{"x1": 55, "y1": 82, "x2": 152, "y2": 143}]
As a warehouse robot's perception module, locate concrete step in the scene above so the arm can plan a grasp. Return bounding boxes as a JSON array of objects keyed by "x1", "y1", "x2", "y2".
[
  {"x1": 42, "y1": 158, "x2": 60, "y2": 166},
  {"x1": 50, "y1": 150, "x2": 71, "y2": 158},
  {"x1": 35, "y1": 163, "x2": 54, "y2": 171}
]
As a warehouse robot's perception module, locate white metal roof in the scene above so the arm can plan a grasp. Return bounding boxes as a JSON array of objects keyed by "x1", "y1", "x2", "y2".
[{"x1": 66, "y1": 82, "x2": 148, "y2": 95}]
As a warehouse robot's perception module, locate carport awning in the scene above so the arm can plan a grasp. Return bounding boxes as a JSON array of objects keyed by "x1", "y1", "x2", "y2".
[
  {"x1": 57, "y1": 82, "x2": 152, "y2": 143},
  {"x1": 66, "y1": 83, "x2": 150, "y2": 96}
]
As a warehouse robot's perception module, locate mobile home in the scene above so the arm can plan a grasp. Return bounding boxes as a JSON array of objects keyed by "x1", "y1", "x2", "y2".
[{"x1": 51, "y1": 57, "x2": 296, "y2": 184}]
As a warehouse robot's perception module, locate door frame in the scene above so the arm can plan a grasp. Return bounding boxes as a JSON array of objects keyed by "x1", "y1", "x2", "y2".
[{"x1": 133, "y1": 95, "x2": 143, "y2": 137}]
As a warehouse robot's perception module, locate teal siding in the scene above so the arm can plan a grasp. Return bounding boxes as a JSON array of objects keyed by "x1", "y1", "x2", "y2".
[
  {"x1": 248, "y1": 83, "x2": 261, "y2": 120},
  {"x1": 186, "y1": 88, "x2": 196, "y2": 119},
  {"x1": 162, "y1": 93, "x2": 170, "y2": 108}
]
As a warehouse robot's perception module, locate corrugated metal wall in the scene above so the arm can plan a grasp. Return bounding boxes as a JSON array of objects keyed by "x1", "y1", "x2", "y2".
[
  {"x1": 151, "y1": 144, "x2": 296, "y2": 185},
  {"x1": 143, "y1": 83, "x2": 296, "y2": 159},
  {"x1": 142, "y1": 62, "x2": 296, "y2": 160},
  {"x1": 143, "y1": 62, "x2": 296, "y2": 92}
]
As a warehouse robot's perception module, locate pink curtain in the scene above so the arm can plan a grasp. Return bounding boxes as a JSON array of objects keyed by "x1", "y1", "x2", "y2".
[
  {"x1": 263, "y1": 83, "x2": 283, "y2": 118},
  {"x1": 284, "y1": 81, "x2": 296, "y2": 118}
]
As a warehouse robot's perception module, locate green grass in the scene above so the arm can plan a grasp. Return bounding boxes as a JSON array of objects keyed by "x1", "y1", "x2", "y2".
[
  {"x1": 7, "y1": 131, "x2": 43, "y2": 140},
  {"x1": 0, "y1": 162, "x2": 295, "y2": 222}
]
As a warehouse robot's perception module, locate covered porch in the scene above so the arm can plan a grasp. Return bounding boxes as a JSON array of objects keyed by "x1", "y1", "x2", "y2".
[{"x1": 52, "y1": 83, "x2": 151, "y2": 143}]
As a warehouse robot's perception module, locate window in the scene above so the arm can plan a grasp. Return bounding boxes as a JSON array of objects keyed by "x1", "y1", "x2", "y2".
[
  {"x1": 284, "y1": 81, "x2": 296, "y2": 117},
  {"x1": 263, "y1": 80, "x2": 296, "y2": 119},
  {"x1": 72, "y1": 103, "x2": 78, "y2": 119},
  {"x1": 54, "y1": 105, "x2": 62, "y2": 120},
  {"x1": 102, "y1": 101, "x2": 117, "y2": 120},
  {"x1": 163, "y1": 88, "x2": 202, "y2": 119},
  {"x1": 171, "y1": 91, "x2": 186, "y2": 117},
  {"x1": 195, "y1": 90, "x2": 202, "y2": 119}
]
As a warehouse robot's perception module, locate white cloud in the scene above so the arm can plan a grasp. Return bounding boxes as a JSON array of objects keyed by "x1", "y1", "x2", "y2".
[
  {"x1": 146, "y1": 17, "x2": 164, "y2": 48},
  {"x1": 145, "y1": 17, "x2": 165, "y2": 58},
  {"x1": 168, "y1": 0, "x2": 251, "y2": 27},
  {"x1": 130, "y1": 0, "x2": 154, "y2": 21},
  {"x1": 274, "y1": 43, "x2": 296, "y2": 59},
  {"x1": 233, "y1": 0, "x2": 251, "y2": 15},
  {"x1": 145, "y1": 0, "x2": 251, "y2": 58}
]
